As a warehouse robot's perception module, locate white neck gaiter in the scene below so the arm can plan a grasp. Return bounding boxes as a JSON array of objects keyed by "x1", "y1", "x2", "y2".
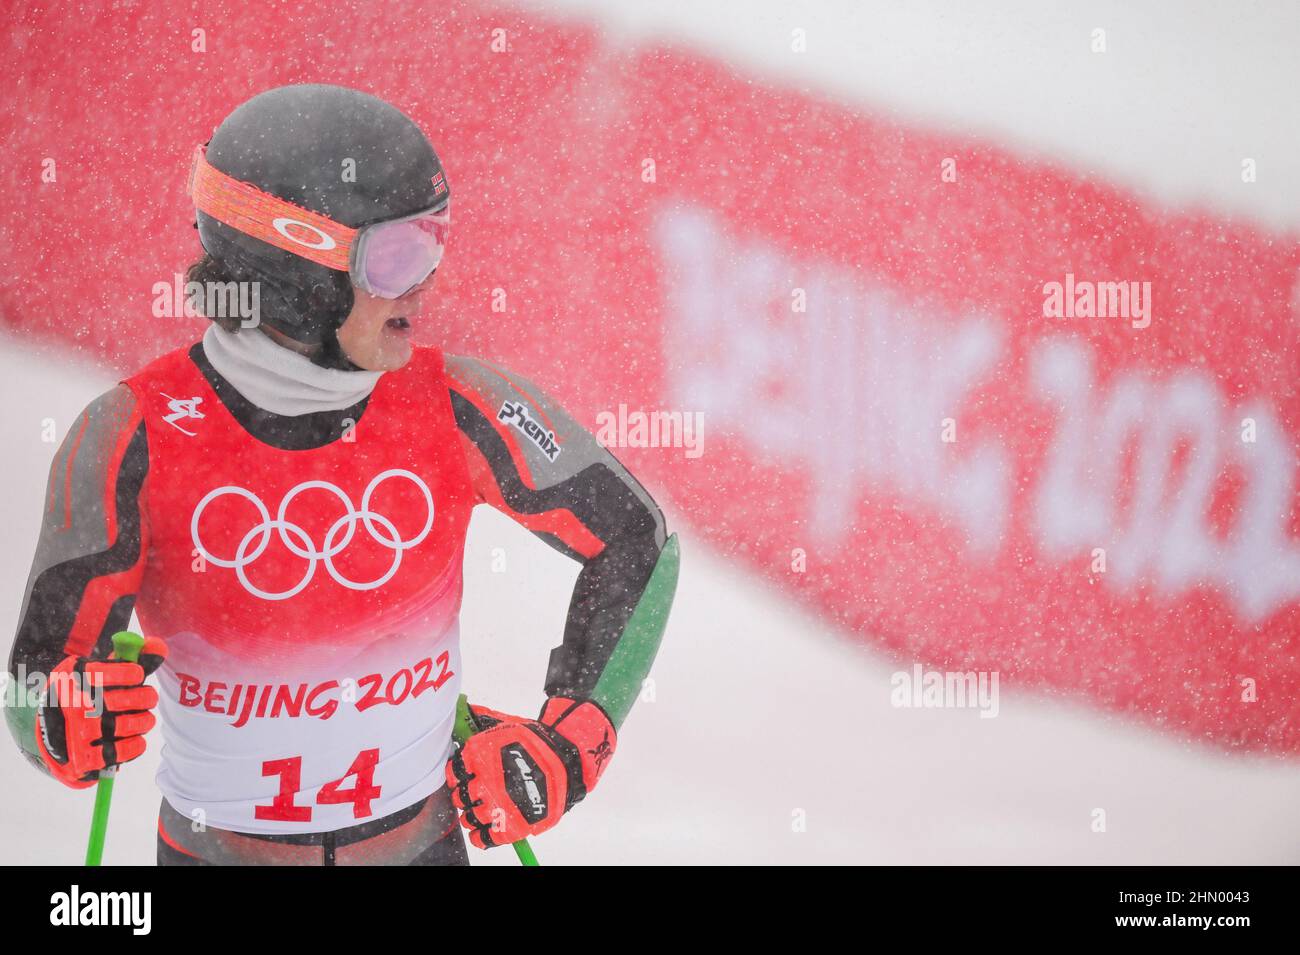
[{"x1": 201, "y1": 325, "x2": 383, "y2": 417}]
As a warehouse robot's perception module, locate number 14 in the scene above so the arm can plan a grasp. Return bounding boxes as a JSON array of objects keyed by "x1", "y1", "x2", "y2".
[{"x1": 255, "y1": 749, "x2": 382, "y2": 822}]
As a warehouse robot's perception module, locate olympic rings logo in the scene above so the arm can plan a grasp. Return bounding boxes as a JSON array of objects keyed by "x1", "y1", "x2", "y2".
[{"x1": 190, "y1": 470, "x2": 434, "y2": 601}]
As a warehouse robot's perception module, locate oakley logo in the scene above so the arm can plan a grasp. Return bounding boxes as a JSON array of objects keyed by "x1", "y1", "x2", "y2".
[
  {"x1": 190, "y1": 469, "x2": 433, "y2": 601},
  {"x1": 161, "y1": 393, "x2": 205, "y2": 436},
  {"x1": 271, "y1": 217, "x2": 338, "y2": 251}
]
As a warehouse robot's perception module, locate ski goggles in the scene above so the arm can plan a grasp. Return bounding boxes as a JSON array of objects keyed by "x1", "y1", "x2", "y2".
[{"x1": 188, "y1": 145, "x2": 450, "y2": 299}]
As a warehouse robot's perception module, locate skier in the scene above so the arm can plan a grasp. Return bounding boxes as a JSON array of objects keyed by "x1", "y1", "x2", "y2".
[{"x1": 6, "y1": 84, "x2": 678, "y2": 865}]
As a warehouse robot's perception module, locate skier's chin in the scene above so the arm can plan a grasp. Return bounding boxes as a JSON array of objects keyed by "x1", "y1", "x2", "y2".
[
  {"x1": 373, "y1": 326, "x2": 414, "y2": 370},
  {"x1": 339, "y1": 320, "x2": 413, "y2": 371}
]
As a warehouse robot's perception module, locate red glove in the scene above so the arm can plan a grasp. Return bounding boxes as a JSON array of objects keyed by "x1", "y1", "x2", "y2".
[
  {"x1": 445, "y1": 698, "x2": 616, "y2": 848},
  {"x1": 36, "y1": 637, "x2": 168, "y2": 788}
]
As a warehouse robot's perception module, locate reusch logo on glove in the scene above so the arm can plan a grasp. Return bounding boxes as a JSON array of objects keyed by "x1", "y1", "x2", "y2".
[{"x1": 502, "y1": 745, "x2": 547, "y2": 823}]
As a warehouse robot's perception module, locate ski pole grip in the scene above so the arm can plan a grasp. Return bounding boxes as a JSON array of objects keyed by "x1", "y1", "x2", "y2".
[
  {"x1": 450, "y1": 693, "x2": 541, "y2": 867},
  {"x1": 110, "y1": 630, "x2": 144, "y2": 664},
  {"x1": 84, "y1": 631, "x2": 145, "y2": 867},
  {"x1": 453, "y1": 693, "x2": 477, "y2": 744}
]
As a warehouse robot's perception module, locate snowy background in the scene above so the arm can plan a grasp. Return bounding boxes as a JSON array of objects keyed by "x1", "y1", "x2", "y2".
[{"x1": 3, "y1": 0, "x2": 1299, "y2": 864}]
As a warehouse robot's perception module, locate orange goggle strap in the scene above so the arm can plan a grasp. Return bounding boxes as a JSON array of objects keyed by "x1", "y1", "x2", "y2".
[{"x1": 188, "y1": 145, "x2": 356, "y2": 272}]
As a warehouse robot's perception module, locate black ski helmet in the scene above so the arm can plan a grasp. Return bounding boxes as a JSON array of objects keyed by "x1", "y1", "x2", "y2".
[{"x1": 195, "y1": 84, "x2": 449, "y2": 345}]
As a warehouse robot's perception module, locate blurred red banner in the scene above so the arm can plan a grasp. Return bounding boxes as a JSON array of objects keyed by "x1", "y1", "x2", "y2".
[{"x1": 3, "y1": 1, "x2": 1298, "y2": 752}]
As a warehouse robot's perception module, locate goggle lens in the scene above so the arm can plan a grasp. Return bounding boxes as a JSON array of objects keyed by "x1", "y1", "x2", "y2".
[{"x1": 358, "y1": 208, "x2": 450, "y2": 298}]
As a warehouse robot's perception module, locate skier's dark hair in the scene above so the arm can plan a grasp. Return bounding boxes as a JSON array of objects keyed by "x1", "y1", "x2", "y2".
[
  {"x1": 183, "y1": 252, "x2": 353, "y2": 337},
  {"x1": 184, "y1": 254, "x2": 241, "y2": 333}
]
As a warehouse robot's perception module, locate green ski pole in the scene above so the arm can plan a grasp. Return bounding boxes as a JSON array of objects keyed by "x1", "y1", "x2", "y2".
[
  {"x1": 452, "y1": 693, "x2": 540, "y2": 867},
  {"x1": 84, "y1": 630, "x2": 145, "y2": 867}
]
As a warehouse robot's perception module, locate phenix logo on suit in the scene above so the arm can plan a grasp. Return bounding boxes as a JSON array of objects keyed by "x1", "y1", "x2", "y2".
[{"x1": 498, "y1": 400, "x2": 561, "y2": 461}]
